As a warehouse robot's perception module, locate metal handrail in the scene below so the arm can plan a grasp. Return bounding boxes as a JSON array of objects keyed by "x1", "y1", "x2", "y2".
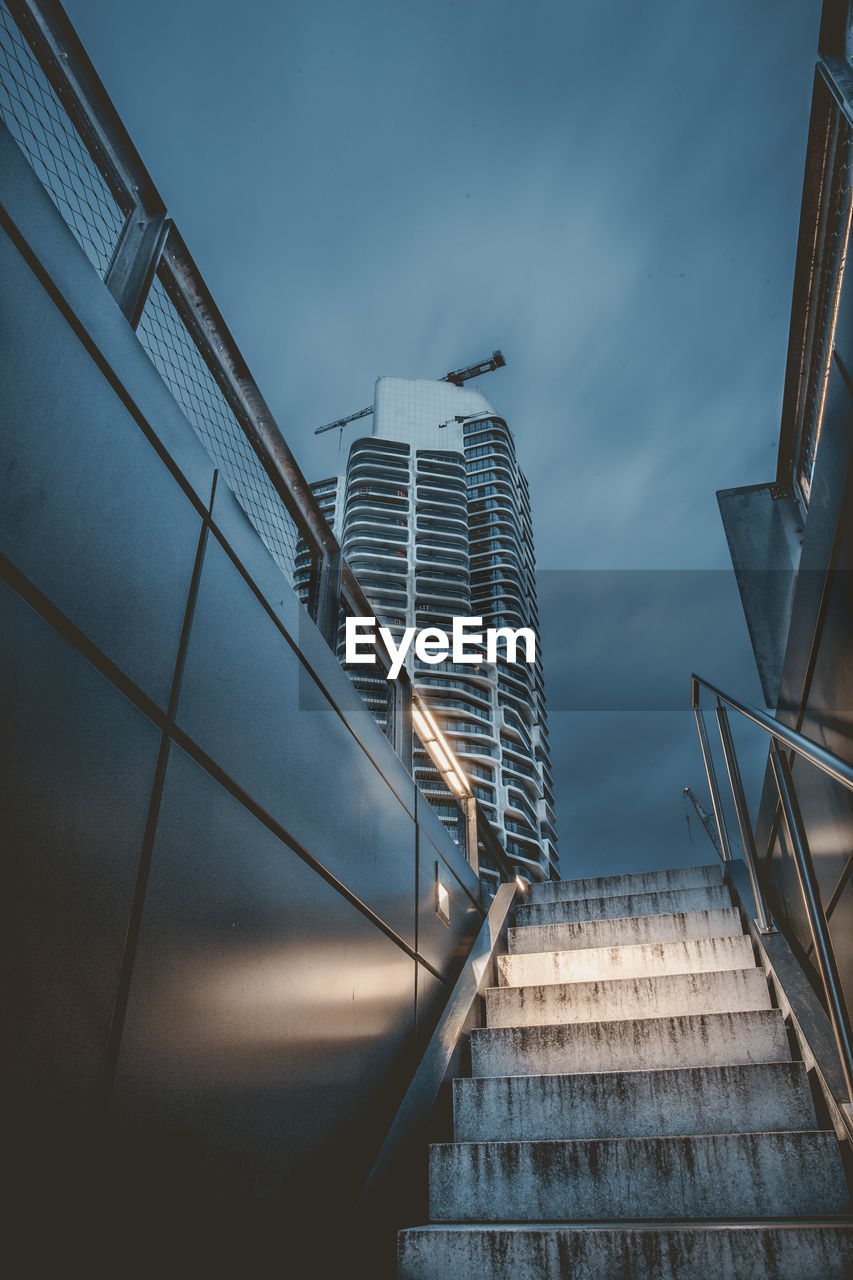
[
  {"x1": 691, "y1": 674, "x2": 853, "y2": 794},
  {"x1": 691, "y1": 671, "x2": 853, "y2": 1105}
]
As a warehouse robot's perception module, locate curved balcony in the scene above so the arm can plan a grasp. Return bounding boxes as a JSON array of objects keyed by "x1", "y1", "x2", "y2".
[
  {"x1": 345, "y1": 544, "x2": 409, "y2": 569},
  {"x1": 416, "y1": 682, "x2": 492, "y2": 716},
  {"x1": 416, "y1": 512, "x2": 467, "y2": 535},
  {"x1": 415, "y1": 542, "x2": 468, "y2": 568},
  {"x1": 505, "y1": 785, "x2": 539, "y2": 827},
  {"x1": 347, "y1": 458, "x2": 409, "y2": 484},
  {"x1": 416, "y1": 578, "x2": 470, "y2": 604}
]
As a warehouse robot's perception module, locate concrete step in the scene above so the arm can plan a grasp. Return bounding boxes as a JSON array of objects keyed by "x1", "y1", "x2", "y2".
[
  {"x1": 525, "y1": 863, "x2": 723, "y2": 906},
  {"x1": 515, "y1": 883, "x2": 732, "y2": 928},
  {"x1": 471, "y1": 1009, "x2": 791, "y2": 1077},
  {"x1": 453, "y1": 1060, "x2": 817, "y2": 1142},
  {"x1": 398, "y1": 1223, "x2": 853, "y2": 1280},
  {"x1": 498, "y1": 934, "x2": 756, "y2": 988},
  {"x1": 428, "y1": 1131, "x2": 850, "y2": 1222},
  {"x1": 508, "y1": 907, "x2": 743, "y2": 956},
  {"x1": 485, "y1": 967, "x2": 771, "y2": 1029}
]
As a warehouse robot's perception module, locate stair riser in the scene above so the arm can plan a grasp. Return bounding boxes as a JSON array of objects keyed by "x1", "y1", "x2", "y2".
[
  {"x1": 526, "y1": 864, "x2": 723, "y2": 906},
  {"x1": 398, "y1": 1226, "x2": 853, "y2": 1280},
  {"x1": 429, "y1": 1132, "x2": 849, "y2": 1222},
  {"x1": 471, "y1": 1010, "x2": 791, "y2": 1077},
  {"x1": 453, "y1": 1061, "x2": 817, "y2": 1142},
  {"x1": 508, "y1": 908, "x2": 743, "y2": 956},
  {"x1": 515, "y1": 884, "x2": 732, "y2": 927},
  {"x1": 486, "y1": 968, "x2": 770, "y2": 1028},
  {"x1": 499, "y1": 935, "x2": 755, "y2": 988}
]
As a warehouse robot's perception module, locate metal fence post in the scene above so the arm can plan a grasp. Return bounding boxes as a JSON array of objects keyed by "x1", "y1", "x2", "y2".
[
  {"x1": 105, "y1": 210, "x2": 169, "y2": 326},
  {"x1": 462, "y1": 795, "x2": 480, "y2": 877},
  {"x1": 693, "y1": 707, "x2": 734, "y2": 862},
  {"x1": 770, "y1": 746, "x2": 853, "y2": 1109},
  {"x1": 311, "y1": 548, "x2": 342, "y2": 650},
  {"x1": 389, "y1": 670, "x2": 413, "y2": 774}
]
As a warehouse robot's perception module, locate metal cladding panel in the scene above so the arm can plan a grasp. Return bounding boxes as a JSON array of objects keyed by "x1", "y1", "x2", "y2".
[
  {"x1": 716, "y1": 483, "x2": 800, "y2": 708},
  {"x1": 759, "y1": 341, "x2": 853, "y2": 1016},
  {"x1": 210, "y1": 481, "x2": 417, "y2": 818},
  {"x1": 1, "y1": 579, "x2": 160, "y2": 1112},
  {"x1": 111, "y1": 745, "x2": 417, "y2": 1225},
  {"x1": 418, "y1": 832, "x2": 483, "y2": 983},
  {"x1": 0, "y1": 223, "x2": 204, "y2": 710},
  {"x1": 0, "y1": 125, "x2": 217, "y2": 505},
  {"x1": 175, "y1": 535, "x2": 417, "y2": 946}
]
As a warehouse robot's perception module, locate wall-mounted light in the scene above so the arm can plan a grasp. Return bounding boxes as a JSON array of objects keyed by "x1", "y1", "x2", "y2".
[{"x1": 435, "y1": 864, "x2": 451, "y2": 927}]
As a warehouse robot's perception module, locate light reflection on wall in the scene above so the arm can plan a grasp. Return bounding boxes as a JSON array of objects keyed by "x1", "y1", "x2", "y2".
[{"x1": 121, "y1": 940, "x2": 416, "y2": 1085}]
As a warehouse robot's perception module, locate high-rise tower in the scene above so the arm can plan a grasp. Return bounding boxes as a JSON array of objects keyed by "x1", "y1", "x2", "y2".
[{"x1": 296, "y1": 377, "x2": 558, "y2": 887}]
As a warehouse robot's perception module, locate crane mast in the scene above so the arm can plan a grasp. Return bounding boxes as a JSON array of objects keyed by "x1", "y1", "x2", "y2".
[{"x1": 314, "y1": 350, "x2": 506, "y2": 435}]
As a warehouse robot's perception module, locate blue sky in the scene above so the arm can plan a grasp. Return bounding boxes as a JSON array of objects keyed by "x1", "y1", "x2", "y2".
[{"x1": 64, "y1": 0, "x2": 822, "y2": 878}]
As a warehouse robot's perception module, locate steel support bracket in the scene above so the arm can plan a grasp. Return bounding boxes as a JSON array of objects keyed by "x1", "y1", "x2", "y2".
[{"x1": 105, "y1": 209, "x2": 168, "y2": 326}]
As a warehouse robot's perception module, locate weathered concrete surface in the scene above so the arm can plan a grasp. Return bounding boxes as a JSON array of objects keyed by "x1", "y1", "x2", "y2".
[
  {"x1": 453, "y1": 1061, "x2": 817, "y2": 1142},
  {"x1": 398, "y1": 1224, "x2": 853, "y2": 1280},
  {"x1": 470, "y1": 1009, "x2": 791, "y2": 1077},
  {"x1": 398, "y1": 863, "x2": 853, "y2": 1280},
  {"x1": 515, "y1": 883, "x2": 732, "y2": 928},
  {"x1": 428, "y1": 1131, "x2": 850, "y2": 1221},
  {"x1": 508, "y1": 907, "x2": 743, "y2": 956},
  {"x1": 525, "y1": 863, "x2": 723, "y2": 906},
  {"x1": 499, "y1": 934, "x2": 756, "y2": 988},
  {"x1": 485, "y1": 967, "x2": 771, "y2": 1029}
]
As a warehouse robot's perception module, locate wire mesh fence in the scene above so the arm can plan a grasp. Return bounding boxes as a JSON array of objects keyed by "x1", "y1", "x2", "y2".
[
  {"x1": 0, "y1": 0, "x2": 125, "y2": 275},
  {"x1": 136, "y1": 273, "x2": 300, "y2": 582}
]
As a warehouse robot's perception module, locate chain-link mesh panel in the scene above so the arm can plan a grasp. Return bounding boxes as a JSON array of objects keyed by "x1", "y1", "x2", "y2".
[
  {"x1": 0, "y1": 2, "x2": 125, "y2": 275},
  {"x1": 137, "y1": 273, "x2": 299, "y2": 582}
]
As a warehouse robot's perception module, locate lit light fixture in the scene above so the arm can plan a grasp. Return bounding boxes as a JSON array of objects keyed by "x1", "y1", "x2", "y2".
[
  {"x1": 446, "y1": 769, "x2": 468, "y2": 797},
  {"x1": 412, "y1": 695, "x2": 472, "y2": 800},
  {"x1": 436, "y1": 866, "x2": 451, "y2": 927},
  {"x1": 516, "y1": 876, "x2": 529, "y2": 893}
]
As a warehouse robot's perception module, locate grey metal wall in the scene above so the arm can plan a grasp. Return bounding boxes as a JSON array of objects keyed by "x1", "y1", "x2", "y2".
[
  {"x1": 755, "y1": 322, "x2": 853, "y2": 1021},
  {"x1": 0, "y1": 123, "x2": 483, "y2": 1272}
]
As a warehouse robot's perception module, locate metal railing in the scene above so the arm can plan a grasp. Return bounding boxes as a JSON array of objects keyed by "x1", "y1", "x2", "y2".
[
  {"x1": 0, "y1": 0, "x2": 516, "y2": 887},
  {"x1": 691, "y1": 672, "x2": 853, "y2": 1108}
]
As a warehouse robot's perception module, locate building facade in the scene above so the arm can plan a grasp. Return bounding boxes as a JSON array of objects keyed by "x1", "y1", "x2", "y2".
[{"x1": 296, "y1": 377, "x2": 558, "y2": 887}]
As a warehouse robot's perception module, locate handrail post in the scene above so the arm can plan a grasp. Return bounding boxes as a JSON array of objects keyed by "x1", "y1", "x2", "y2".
[
  {"x1": 715, "y1": 705, "x2": 774, "y2": 933},
  {"x1": 311, "y1": 547, "x2": 342, "y2": 649},
  {"x1": 389, "y1": 670, "x2": 413, "y2": 773},
  {"x1": 770, "y1": 746, "x2": 853, "y2": 1108},
  {"x1": 692, "y1": 708, "x2": 734, "y2": 862},
  {"x1": 462, "y1": 795, "x2": 479, "y2": 876}
]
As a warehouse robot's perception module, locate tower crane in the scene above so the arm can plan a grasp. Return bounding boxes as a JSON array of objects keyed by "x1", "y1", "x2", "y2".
[
  {"x1": 313, "y1": 350, "x2": 506, "y2": 435},
  {"x1": 682, "y1": 786, "x2": 724, "y2": 859}
]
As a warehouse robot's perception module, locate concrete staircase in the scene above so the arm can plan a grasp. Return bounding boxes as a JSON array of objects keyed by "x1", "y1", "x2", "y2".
[{"x1": 398, "y1": 863, "x2": 853, "y2": 1279}]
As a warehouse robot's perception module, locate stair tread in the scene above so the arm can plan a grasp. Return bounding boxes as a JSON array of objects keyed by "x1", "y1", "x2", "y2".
[
  {"x1": 499, "y1": 934, "x2": 756, "y2": 987},
  {"x1": 453, "y1": 1060, "x2": 817, "y2": 1142},
  {"x1": 515, "y1": 884, "x2": 733, "y2": 926},
  {"x1": 471, "y1": 1008, "x2": 792, "y2": 1077},
  {"x1": 508, "y1": 907, "x2": 744, "y2": 956},
  {"x1": 398, "y1": 1222, "x2": 853, "y2": 1280},
  {"x1": 428, "y1": 1130, "x2": 850, "y2": 1223},
  {"x1": 525, "y1": 864, "x2": 723, "y2": 906},
  {"x1": 485, "y1": 966, "x2": 770, "y2": 1028}
]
